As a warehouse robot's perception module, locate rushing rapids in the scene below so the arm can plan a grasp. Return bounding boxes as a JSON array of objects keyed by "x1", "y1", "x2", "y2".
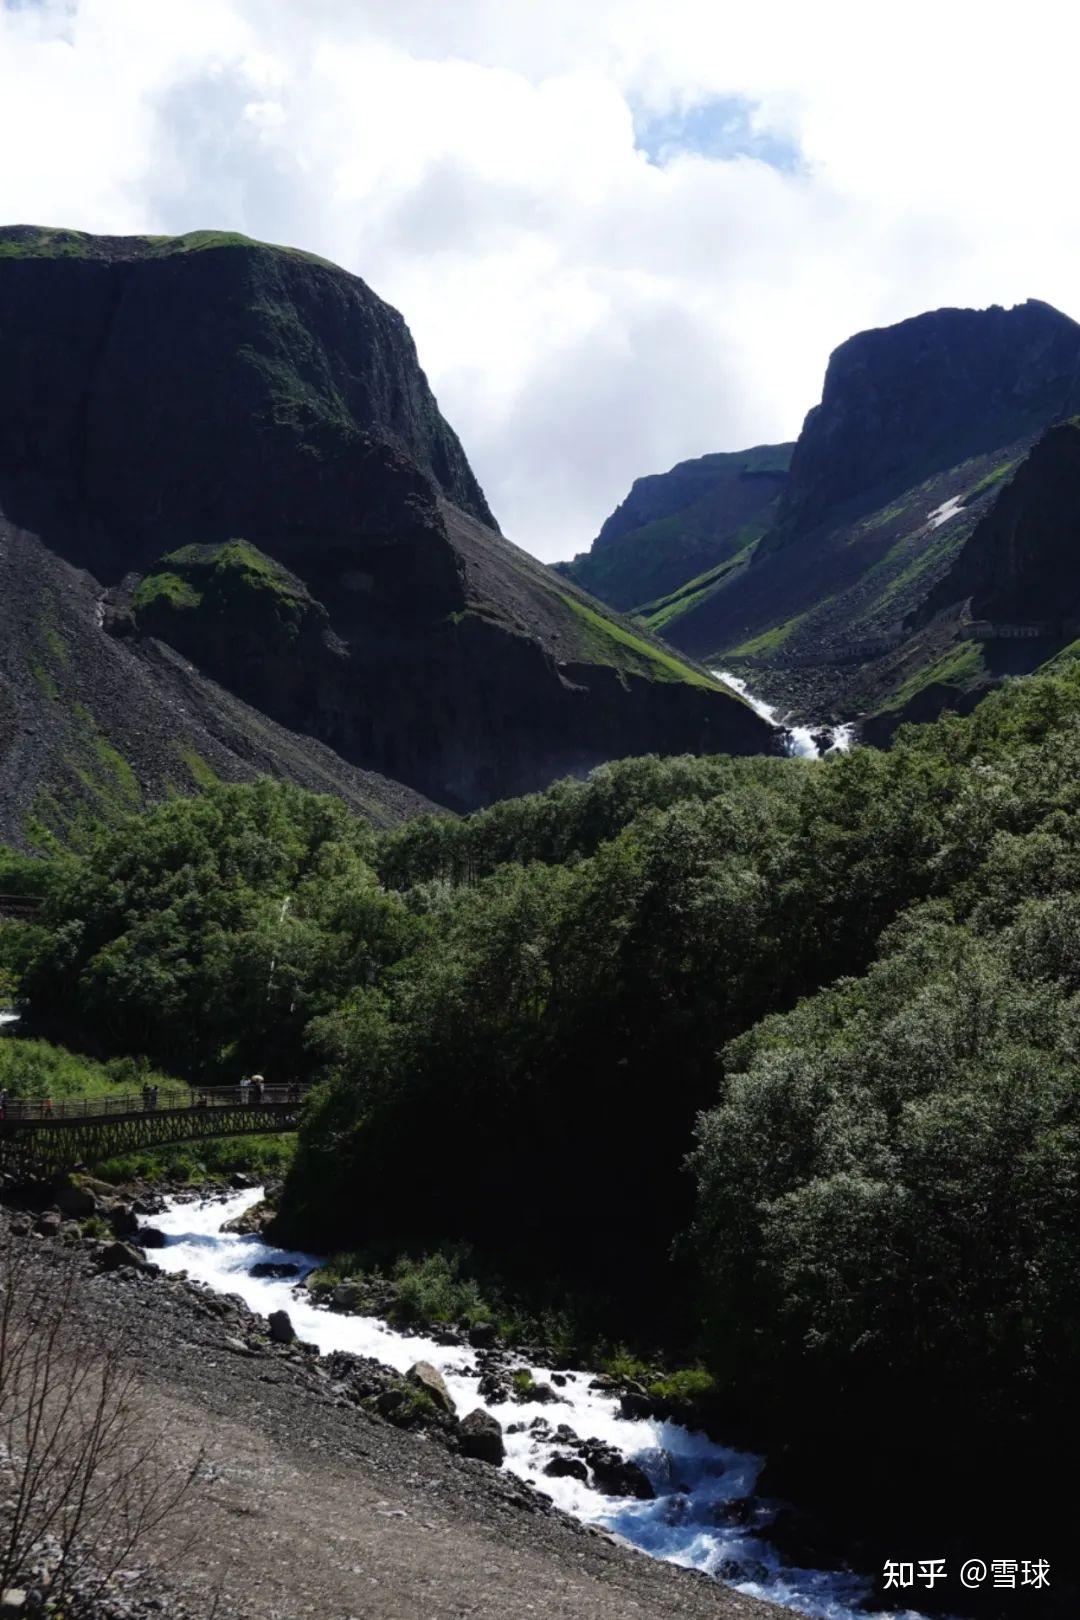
[
  {"x1": 714, "y1": 673, "x2": 855, "y2": 759},
  {"x1": 147, "y1": 1191, "x2": 929, "y2": 1620}
]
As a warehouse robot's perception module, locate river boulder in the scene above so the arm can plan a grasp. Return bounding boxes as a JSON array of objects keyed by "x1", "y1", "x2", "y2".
[
  {"x1": 107, "y1": 1203, "x2": 139, "y2": 1237},
  {"x1": 268, "y1": 1309, "x2": 295, "y2": 1344},
  {"x1": 618, "y1": 1390, "x2": 653, "y2": 1420},
  {"x1": 459, "y1": 1409, "x2": 505, "y2": 1465},
  {"x1": 99, "y1": 1241, "x2": 152, "y2": 1272},
  {"x1": 221, "y1": 1199, "x2": 273, "y2": 1235},
  {"x1": 580, "y1": 1440, "x2": 654, "y2": 1499},
  {"x1": 544, "y1": 1454, "x2": 588, "y2": 1484},
  {"x1": 477, "y1": 1369, "x2": 512, "y2": 1404},
  {"x1": 55, "y1": 1183, "x2": 97, "y2": 1217},
  {"x1": 406, "y1": 1361, "x2": 456, "y2": 1416}
]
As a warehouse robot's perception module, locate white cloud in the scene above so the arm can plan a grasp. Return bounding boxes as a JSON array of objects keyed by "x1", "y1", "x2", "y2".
[{"x1": 1, "y1": 0, "x2": 1078, "y2": 559}]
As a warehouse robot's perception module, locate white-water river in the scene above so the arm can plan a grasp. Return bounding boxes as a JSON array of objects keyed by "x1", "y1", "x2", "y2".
[
  {"x1": 714, "y1": 672, "x2": 855, "y2": 760},
  {"x1": 148, "y1": 1191, "x2": 929, "y2": 1620}
]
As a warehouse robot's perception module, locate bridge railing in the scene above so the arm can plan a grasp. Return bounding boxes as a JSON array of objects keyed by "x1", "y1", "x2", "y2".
[
  {"x1": 0, "y1": 894, "x2": 43, "y2": 921},
  {"x1": 0, "y1": 1084, "x2": 310, "y2": 1125}
]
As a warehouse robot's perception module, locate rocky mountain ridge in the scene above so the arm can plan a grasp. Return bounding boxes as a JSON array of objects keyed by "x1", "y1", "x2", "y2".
[
  {"x1": 560, "y1": 443, "x2": 791, "y2": 613},
  {"x1": 592, "y1": 298, "x2": 1080, "y2": 734},
  {"x1": 0, "y1": 225, "x2": 773, "y2": 842}
]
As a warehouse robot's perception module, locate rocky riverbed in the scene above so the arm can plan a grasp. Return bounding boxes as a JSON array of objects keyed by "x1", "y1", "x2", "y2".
[{"x1": 0, "y1": 1188, "x2": 789, "y2": 1620}]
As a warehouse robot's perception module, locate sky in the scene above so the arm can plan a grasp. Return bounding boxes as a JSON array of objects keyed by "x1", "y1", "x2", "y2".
[{"x1": 2, "y1": 1, "x2": 1079, "y2": 562}]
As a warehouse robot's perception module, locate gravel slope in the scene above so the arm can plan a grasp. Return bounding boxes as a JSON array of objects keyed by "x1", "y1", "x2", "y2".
[
  {"x1": 3, "y1": 1209, "x2": 783, "y2": 1620},
  {"x1": 0, "y1": 520, "x2": 437, "y2": 847}
]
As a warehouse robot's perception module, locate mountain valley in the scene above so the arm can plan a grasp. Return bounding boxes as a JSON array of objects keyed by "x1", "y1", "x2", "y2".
[{"x1": 572, "y1": 298, "x2": 1080, "y2": 741}]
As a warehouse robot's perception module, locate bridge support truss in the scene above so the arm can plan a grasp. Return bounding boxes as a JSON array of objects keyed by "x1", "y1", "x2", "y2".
[{"x1": 0, "y1": 1103, "x2": 303, "y2": 1180}]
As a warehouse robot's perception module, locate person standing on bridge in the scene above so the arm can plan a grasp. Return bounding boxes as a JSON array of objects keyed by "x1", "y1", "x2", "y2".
[
  {"x1": 142, "y1": 1082, "x2": 152, "y2": 1111},
  {"x1": 239, "y1": 1074, "x2": 250, "y2": 1105},
  {"x1": 250, "y1": 1074, "x2": 264, "y2": 1106}
]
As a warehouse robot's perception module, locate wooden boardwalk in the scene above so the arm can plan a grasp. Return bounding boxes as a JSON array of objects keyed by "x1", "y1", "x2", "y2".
[{"x1": 0, "y1": 1084, "x2": 310, "y2": 1178}]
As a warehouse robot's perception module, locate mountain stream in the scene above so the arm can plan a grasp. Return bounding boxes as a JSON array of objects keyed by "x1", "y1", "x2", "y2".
[{"x1": 147, "y1": 1191, "x2": 929, "y2": 1620}]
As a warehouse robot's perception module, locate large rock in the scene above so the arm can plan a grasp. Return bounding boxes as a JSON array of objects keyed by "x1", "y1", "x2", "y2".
[
  {"x1": 477, "y1": 1370, "x2": 512, "y2": 1405},
  {"x1": 76, "y1": 1175, "x2": 123, "y2": 1198},
  {"x1": 618, "y1": 1390, "x2": 654, "y2": 1420},
  {"x1": 580, "y1": 1440, "x2": 654, "y2": 1500},
  {"x1": 34, "y1": 1212, "x2": 61, "y2": 1238},
  {"x1": 267, "y1": 1309, "x2": 294, "y2": 1344},
  {"x1": 543, "y1": 1454, "x2": 588, "y2": 1484},
  {"x1": 331, "y1": 1281, "x2": 363, "y2": 1311},
  {"x1": 220, "y1": 1199, "x2": 272, "y2": 1236},
  {"x1": 406, "y1": 1361, "x2": 456, "y2": 1416},
  {"x1": 107, "y1": 1203, "x2": 139, "y2": 1237},
  {"x1": 99, "y1": 1241, "x2": 152, "y2": 1272},
  {"x1": 139, "y1": 1226, "x2": 167, "y2": 1248},
  {"x1": 514, "y1": 1377, "x2": 560, "y2": 1405},
  {"x1": 459, "y1": 1409, "x2": 505, "y2": 1466},
  {"x1": 55, "y1": 1183, "x2": 97, "y2": 1217}
]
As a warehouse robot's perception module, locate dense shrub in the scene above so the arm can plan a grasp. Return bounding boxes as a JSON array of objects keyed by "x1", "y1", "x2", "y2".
[{"x1": 690, "y1": 899, "x2": 1080, "y2": 1457}]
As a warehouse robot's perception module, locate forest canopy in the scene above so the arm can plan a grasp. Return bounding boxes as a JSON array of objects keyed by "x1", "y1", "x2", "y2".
[{"x1": 8, "y1": 659, "x2": 1080, "y2": 1478}]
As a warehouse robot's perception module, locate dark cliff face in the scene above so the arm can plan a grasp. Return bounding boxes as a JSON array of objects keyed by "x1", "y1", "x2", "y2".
[
  {"x1": 0, "y1": 226, "x2": 493, "y2": 577},
  {"x1": 774, "y1": 299, "x2": 1080, "y2": 543},
  {"x1": 0, "y1": 226, "x2": 773, "y2": 823},
  {"x1": 0, "y1": 519, "x2": 437, "y2": 850},
  {"x1": 927, "y1": 418, "x2": 1080, "y2": 624},
  {"x1": 644, "y1": 298, "x2": 1080, "y2": 675},
  {"x1": 562, "y1": 444, "x2": 792, "y2": 612}
]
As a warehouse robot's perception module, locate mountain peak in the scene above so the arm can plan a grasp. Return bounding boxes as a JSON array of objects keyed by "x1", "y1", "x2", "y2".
[
  {"x1": 776, "y1": 298, "x2": 1080, "y2": 538},
  {"x1": 0, "y1": 222, "x2": 496, "y2": 554},
  {"x1": 0, "y1": 224, "x2": 772, "y2": 835}
]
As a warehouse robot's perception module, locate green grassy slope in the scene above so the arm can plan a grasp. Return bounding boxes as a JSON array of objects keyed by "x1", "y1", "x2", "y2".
[{"x1": 561, "y1": 444, "x2": 791, "y2": 612}]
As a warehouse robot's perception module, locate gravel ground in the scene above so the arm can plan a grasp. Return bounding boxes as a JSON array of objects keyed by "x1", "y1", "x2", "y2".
[{"x1": 1, "y1": 1208, "x2": 783, "y2": 1620}]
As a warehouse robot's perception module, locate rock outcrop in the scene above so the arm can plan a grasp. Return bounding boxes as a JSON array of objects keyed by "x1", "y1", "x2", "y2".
[
  {"x1": 773, "y1": 299, "x2": 1080, "y2": 542},
  {"x1": 0, "y1": 225, "x2": 773, "y2": 839},
  {"x1": 927, "y1": 417, "x2": 1080, "y2": 624},
  {"x1": 637, "y1": 299, "x2": 1080, "y2": 690}
]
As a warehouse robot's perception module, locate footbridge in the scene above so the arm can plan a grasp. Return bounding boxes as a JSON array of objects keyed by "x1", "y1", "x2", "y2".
[{"x1": 0, "y1": 1084, "x2": 311, "y2": 1179}]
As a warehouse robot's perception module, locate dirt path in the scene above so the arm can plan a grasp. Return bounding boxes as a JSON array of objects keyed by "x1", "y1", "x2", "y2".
[{"x1": 141, "y1": 1376, "x2": 776, "y2": 1620}]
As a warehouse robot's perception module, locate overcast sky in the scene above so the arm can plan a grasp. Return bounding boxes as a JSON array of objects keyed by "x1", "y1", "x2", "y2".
[{"x1": 2, "y1": 0, "x2": 1079, "y2": 561}]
